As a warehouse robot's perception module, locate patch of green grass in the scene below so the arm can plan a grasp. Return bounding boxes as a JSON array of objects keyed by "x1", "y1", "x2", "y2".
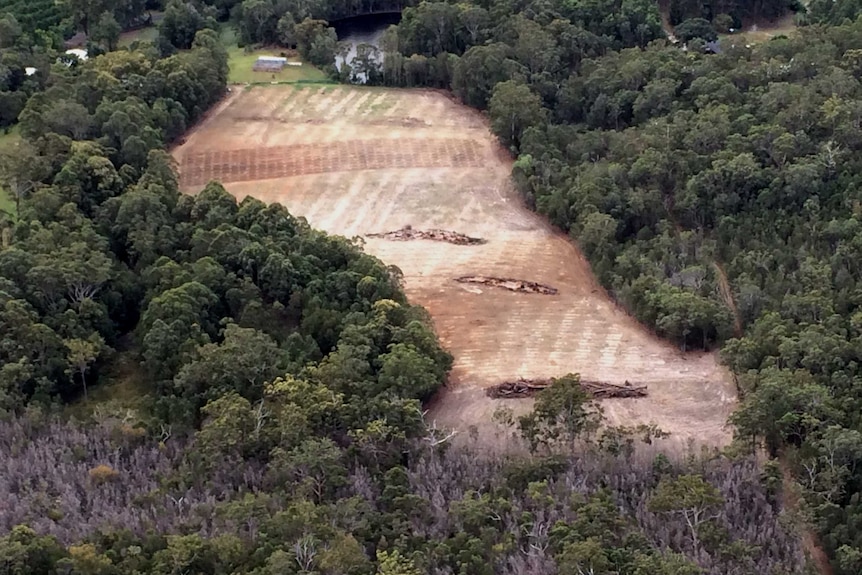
[
  {"x1": 718, "y1": 15, "x2": 797, "y2": 46},
  {"x1": 65, "y1": 346, "x2": 150, "y2": 421},
  {"x1": 118, "y1": 25, "x2": 159, "y2": 48},
  {"x1": 220, "y1": 26, "x2": 237, "y2": 46},
  {"x1": 221, "y1": 27, "x2": 328, "y2": 84},
  {"x1": 0, "y1": 125, "x2": 20, "y2": 149},
  {"x1": 346, "y1": 88, "x2": 397, "y2": 115},
  {"x1": 0, "y1": 189, "x2": 15, "y2": 218},
  {"x1": 0, "y1": 127, "x2": 20, "y2": 219},
  {"x1": 368, "y1": 100, "x2": 395, "y2": 116}
]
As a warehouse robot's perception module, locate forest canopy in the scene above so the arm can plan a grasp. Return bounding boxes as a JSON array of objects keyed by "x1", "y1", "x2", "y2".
[{"x1": 4, "y1": 0, "x2": 862, "y2": 573}]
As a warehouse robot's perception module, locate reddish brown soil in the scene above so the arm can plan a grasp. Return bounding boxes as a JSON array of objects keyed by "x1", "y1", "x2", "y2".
[
  {"x1": 178, "y1": 139, "x2": 485, "y2": 187},
  {"x1": 173, "y1": 85, "x2": 738, "y2": 448}
]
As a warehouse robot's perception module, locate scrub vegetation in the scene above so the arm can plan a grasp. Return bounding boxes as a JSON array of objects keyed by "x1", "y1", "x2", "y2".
[{"x1": 2, "y1": 0, "x2": 862, "y2": 573}]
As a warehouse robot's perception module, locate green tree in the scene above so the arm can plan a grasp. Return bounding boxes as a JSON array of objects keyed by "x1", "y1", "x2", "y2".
[
  {"x1": 239, "y1": 0, "x2": 277, "y2": 44},
  {"x1": 64, "y1": 335, "x2": 104, "y2": 400},
  {"x1": 376, "y1": 549, "x2": 421, "y2": 575},
  {"x1": 295, "y1": 18, "x2": 337, "y2": 69},
  {"x1": 318, "y1": 534, "x2": 372, "y2": 575},
  {"x1": 159, "y1": 0, "x2": 215, "y2": 50},
  {"x1": 264, "y1": 375, "x2": 344, "y2": 437},
  {"x1": 649, "y1": 474, "x2": 723, "y2": 554},
  {"x1": 0, "y1": 15, "x2": 23, "y2": 49},
  {"x1": 0, "y1": 91, "x2": 27, "y2": 130},
  {"x1": 90, "y1": 12, "x2": 121, "y2": 51},
  {"x1": 631, "y1": 552, "x2": 703, "y2": 575},
  {"x1": 517, "y1": 374, "x2": 602, "y2": 451},
  {"x1": 276, "y1": 13, "x2": 297, "y2": 46},
  {"x1": 62, "y1": 543, "x2": 113, "y2": 575},
  {"x1": 41, "y1": 100, "x2": 92, "y2": 140},
  {"x1": 452, "y1": 43, "x2": 513, "y2": 109},
  {"x1": 488, "y1": 80, "x2": 546, "y2": 151},
  {"x1": 712, "y1": 13, "x2": 734, "y2": 33},
  {"x1": 59, "y1": 0, "x2": 112, "y2": 34},
  {"x1": 197, "y1": 392, "x2": 257, "y2": 459},
  {"x1": 674, "y1": 18, "x2": 718, "y2": 43},
  {"x1": 0, "y1": 141, "x2": 47, "y2": 215},
  {"x1": 375, "y1": 342, "x2": 440, "y2": 400},
  {"x1": 173, "y1": 323, "x2": 287, "y2": 410},
  {"x1": 556, "y1": 538, "x2": 611, "y2": 575},
  {"x1": 730, "y1": 368, "x2": 838, "y2": 457},
  {"x1": 0, "y1": 526, "x2": 65, "y2": 574},
  {"x1": 801, "y1": 425, "x2": 862, "y2": 504},
  {"x1": 267, "y1": 437, "x2": 346, "y2": 502},
  {"x1": 151, "y1": 535, "x2": 218, "y2": 575}
]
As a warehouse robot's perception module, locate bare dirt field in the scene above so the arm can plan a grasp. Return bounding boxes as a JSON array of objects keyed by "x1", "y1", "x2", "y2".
[{"x1": 173, "y1": 85, "x2": 737, "y2": 448}]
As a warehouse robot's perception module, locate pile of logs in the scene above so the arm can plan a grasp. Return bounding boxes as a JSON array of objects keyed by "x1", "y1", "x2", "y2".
[
  {"x1": 485, "y1": 378, "x2": 648, "y2": 399},
  {"x1": 455, "y1": 276, "x2": 559, "y2": 295},
  {"x1": 367, "y1": 226, "x2": 485, "y2": 245}
]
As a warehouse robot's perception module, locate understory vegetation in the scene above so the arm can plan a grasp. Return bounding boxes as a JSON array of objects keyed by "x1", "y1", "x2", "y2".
[
  {"x1": 4, "y1": 0, "x2": 862, "y2": 572},
  {"x1": 1, "y1": 412, "x2": 805, "y2": 575}
]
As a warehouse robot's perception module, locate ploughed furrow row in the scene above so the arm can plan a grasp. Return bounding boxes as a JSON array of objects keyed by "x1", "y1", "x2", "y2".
[{"x1": 179, "y1": 138, "x2": 484, "y2": 187}]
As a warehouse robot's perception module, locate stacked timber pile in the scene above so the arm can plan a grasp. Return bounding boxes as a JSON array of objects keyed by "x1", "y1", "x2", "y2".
[
  {"x1": 368, "y1": 226, "x2": 486, "y2": 245},
  {"x1": 455, "y1": 276, "x2": 558, "y2": 295},
  {"x1": 486, "y1": 378, "x2": 648, "y2": 399}
]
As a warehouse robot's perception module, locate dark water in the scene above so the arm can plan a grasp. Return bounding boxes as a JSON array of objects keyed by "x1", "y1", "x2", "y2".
[{"x1": 333, "y1": 13, "x2": 402, "y2": 77}]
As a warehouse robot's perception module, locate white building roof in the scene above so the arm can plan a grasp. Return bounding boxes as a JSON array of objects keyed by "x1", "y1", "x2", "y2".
[{"x1": 65, "y1": 49, "x2": 89, "y2": 61}]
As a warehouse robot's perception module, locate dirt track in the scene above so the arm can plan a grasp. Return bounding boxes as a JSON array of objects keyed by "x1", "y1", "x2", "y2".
[{"x1": 173, "y1": 85, "x2": 737, "y2": 447}]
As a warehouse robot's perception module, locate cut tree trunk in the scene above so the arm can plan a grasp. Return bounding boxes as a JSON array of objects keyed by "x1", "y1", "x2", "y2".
[{"x1": 485, "y1": 378, "x2": 647, "y2": 399}]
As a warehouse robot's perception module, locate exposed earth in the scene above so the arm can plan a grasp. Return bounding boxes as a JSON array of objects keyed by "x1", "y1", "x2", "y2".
[{"x1": 173, "y1": 85, "x2": 737, "y2": 447}]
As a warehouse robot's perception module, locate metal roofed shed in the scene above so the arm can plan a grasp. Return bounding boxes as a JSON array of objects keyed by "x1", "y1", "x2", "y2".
[{"x1": 253, "y1": 56, "x2": 288, "y2": 72}]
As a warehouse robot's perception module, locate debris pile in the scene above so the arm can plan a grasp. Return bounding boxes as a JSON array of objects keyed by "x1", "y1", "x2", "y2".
[
  {"x1": 486, "y1": 378, "x2": 648, "y2": 399},
  {"x1": 368, "y1": 225, "x2": 486, "y2": 245},
  {"x1": 455, "y1": 276, "x2": 558, "y2": 295}
]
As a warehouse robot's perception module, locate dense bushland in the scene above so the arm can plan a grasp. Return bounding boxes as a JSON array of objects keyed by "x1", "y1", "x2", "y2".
[
  {"x1": 0, "y1": 0, "x2": 64, "y2": 33},
  {"x1": 3, "y1": 0, "x2": 862, "y2": 572},
  {"x1": 0, "y1": 412, "x2": 805, "y2": 575}
]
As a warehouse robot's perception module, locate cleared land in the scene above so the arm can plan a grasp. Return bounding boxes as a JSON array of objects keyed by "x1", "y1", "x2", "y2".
[
  {"x1": 725, "y1": 13, "x2": 797, "y2": 45},
  {"x1": 118, "y1": 26, "x2": 158, "y2": 48},
  {"x1": 173, "y1": 85, "x2": 737, "y2": 446}
]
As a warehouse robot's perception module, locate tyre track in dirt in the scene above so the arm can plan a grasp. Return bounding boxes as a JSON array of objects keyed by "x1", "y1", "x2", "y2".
[{"x1": 174, "y1": 85, "x2": 737, "y2": 448}]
